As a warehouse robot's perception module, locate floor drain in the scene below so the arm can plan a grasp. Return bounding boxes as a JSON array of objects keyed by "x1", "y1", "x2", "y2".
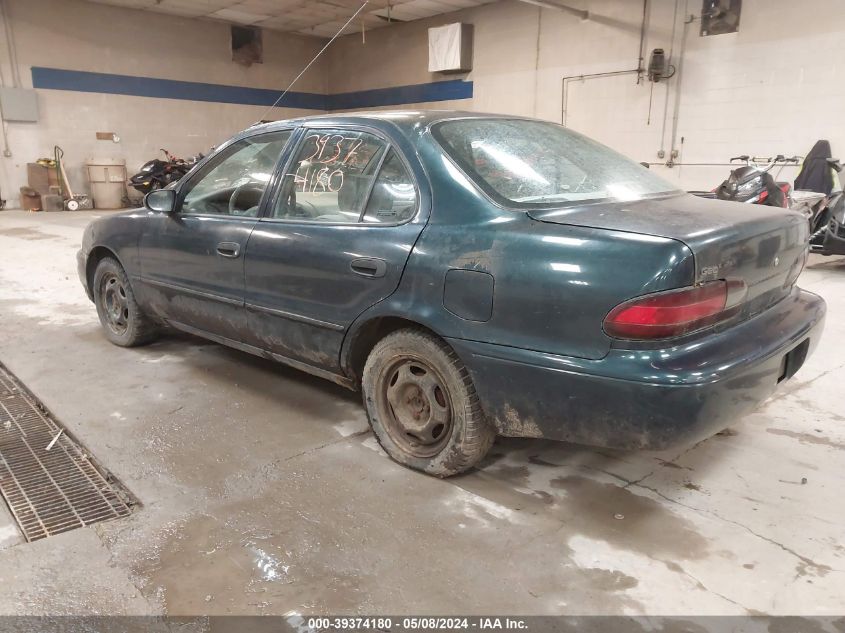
[{"x1": 0, "y1": 362, "x2": 133, "y2": 542}]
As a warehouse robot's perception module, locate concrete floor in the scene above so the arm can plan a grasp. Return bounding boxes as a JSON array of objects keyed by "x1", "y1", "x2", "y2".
[{"x1": 0, "y1": 209, "x2": 843, "y2": 616}]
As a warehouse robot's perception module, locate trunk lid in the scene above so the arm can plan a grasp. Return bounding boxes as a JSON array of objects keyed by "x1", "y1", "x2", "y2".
[{"x1": 528, "y1": 192, "x2": 809, "y2": 320}]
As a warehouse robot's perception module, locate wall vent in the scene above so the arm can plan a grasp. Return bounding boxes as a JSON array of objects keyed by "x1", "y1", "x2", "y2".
[{"x1": 232, "y1": 25, "x2": 263, "y2": 66}]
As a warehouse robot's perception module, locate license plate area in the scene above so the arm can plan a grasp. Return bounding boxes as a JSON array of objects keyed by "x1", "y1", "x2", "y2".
[{"x1": 778, "y1": 338, "x2": 810, "y2": 384}]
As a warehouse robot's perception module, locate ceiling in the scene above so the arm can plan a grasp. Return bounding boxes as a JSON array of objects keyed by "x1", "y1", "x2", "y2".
[{"x1": 86, "y1": 0, "x2": 498, "y2": 38}]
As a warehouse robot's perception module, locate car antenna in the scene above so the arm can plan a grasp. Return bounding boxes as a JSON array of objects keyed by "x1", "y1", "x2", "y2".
[{"x1": 254, "y1": 1, "x2": 369, "y2": 124}]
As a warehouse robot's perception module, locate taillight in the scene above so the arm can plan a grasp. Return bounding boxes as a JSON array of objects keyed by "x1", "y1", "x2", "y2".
[{"x1": 603, "y1": 280, "x2": 746, "y2": 340}]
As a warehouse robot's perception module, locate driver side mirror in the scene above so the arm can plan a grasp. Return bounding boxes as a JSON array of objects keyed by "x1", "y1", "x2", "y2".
[{"x1": 144, "y1": 189, "x2": 177, "y2": 213}]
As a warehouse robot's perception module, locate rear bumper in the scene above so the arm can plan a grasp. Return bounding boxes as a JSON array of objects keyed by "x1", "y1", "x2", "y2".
[{"x1": 448, "y1": 287, "x2": 826, "y2": 450}]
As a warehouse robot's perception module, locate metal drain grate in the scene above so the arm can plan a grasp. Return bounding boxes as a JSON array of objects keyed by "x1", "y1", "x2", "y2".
[{"x1": 0, "y1": 362, "x2": 133, "y2": 542}]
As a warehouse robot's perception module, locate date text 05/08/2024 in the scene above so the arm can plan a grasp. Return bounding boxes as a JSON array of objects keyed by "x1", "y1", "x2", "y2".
[{"x1": 304, "y1": 618, "x2": 528, "y2": 631}]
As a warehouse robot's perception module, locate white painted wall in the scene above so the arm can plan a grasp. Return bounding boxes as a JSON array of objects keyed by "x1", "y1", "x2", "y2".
[
  {"x1": 0, "y1": 0, "x2": 327, "y2": 205},
  {"x1": 329, "y1": 0, "x2": 845, "y2": 191},
  {"x1": 2, "y1": 0, "x2": 843, "y2": 206}
]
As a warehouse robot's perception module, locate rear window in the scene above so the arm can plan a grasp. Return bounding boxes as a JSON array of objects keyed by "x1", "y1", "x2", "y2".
[{"x1": 432, "y1": 118, "x2": 679, "y2": 207}]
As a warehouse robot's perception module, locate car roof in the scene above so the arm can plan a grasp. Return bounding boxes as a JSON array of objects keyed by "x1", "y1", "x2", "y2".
[{"x1": 243, "y1": 110, "x2": 524, "y2": 137}]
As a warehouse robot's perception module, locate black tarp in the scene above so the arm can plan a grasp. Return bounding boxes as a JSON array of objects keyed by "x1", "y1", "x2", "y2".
[{"x1": 794, "y1": 140, "x2": 835, "y2": 195}]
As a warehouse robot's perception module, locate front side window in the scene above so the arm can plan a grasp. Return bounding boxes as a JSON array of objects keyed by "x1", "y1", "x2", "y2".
[
  {"x1": 432, "y1": 119, "x2": 679, "y2": 207},
  {"x1": 272, "y1": 129, "x2": 388, "y2": 222},
  {"x1": 181, "y1": 130, "x2": 291, "y2": 217}
]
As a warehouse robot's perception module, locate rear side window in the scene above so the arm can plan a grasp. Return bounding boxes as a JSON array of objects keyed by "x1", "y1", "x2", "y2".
[
  {"x1": 363, "y1": 149, "x2": 417, "y2": 223},
  {"x1": 271, "y1": 129, "x2": 418, "y2": 224}
]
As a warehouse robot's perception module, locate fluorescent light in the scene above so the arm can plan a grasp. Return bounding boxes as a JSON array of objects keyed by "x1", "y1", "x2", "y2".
[{"x1": 211, "y1": 8, "x2": 269, "y2": 25}]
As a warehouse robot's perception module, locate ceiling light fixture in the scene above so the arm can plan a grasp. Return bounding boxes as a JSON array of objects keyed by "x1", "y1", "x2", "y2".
[{"x1": 514, "y1": 0, "x2": 589, "y2": 20}]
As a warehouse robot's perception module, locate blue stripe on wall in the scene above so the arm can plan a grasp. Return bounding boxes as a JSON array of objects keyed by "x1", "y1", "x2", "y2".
[
  {"x1": 327, "y1": 80, "x2": 473, "y2": 110},
  {"x1": 30, "y1": 67, "x2": 472, "y2": 111},
  {"x1": 31, "y1": 67, "x2": 327, "y2": 109}
]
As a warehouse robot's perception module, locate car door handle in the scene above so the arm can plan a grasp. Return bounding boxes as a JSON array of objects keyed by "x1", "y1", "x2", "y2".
[
  {"x1": 350, "y1": 257, "x2": 387, "y2": 278},
  {"x1": 216, "y1": 242, "x2": 241, "y2": 258}
]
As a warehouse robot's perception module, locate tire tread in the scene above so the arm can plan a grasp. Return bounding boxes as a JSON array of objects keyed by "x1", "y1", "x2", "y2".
[{"x1": 363, "y1": 327, "x2": 495, "y2": 477}]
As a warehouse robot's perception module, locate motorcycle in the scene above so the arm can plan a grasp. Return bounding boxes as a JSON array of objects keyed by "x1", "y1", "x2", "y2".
[
  {"x1": 129, "y1": 149, "x2": 202, "y2": 194},
  {"x1": 692, "y1": 154, "x2": 827, "y2": 220},
  {"x1": 691, "y1": 153, "x2": 845, "y2": 257},
  {"x1": 809, "y1": 158, "x2": 845, "y2": 256}
]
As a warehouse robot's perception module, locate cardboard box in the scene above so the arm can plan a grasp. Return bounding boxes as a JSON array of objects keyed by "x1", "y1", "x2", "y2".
[
  {"x1": 20, "y1": 186, "x2": 42, "y2": 211},
  {"x1": 27, "y1": 163, "x2": 60, "y2": 195}
]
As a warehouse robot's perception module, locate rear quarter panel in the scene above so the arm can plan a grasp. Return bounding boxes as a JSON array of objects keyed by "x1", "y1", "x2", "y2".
[{"x1": 348, "y1": 137, "x2": 697, "y2": 361}]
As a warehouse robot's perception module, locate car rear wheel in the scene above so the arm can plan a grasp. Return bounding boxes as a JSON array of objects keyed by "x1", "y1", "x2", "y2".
[
  {"x1": 362, "y1": 328, "x2": 495, "y2": 477},
  {"x1": 93, "y1": 257, "x2": 158, "y2": 347}
]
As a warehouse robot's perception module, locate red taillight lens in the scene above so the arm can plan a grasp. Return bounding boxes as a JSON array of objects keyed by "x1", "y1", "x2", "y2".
[{"x1": 604, "y1": 281, "x2": 737, "y2": 340}]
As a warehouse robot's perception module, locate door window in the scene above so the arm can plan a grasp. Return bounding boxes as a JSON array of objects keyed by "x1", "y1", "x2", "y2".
[
  {"x1": 181, "y1": 130, "x2": 291, "y2": 217},
  {"x1": 362, "y1": 149, "x2": 418, "y2": 223},
  {"x1": 272, "y1": 129, "x2": 389, "y2": 223}
]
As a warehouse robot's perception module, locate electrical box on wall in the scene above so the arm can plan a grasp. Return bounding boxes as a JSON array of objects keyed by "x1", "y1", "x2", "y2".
[
  {"x1": 428, "y1": 23, "x2": 473, "y2": 73},
  {"x1": 0, "y1": 87, "x2": 39, "y2": 122}
]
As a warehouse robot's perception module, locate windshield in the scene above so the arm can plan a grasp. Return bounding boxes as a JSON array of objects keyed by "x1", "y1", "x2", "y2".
[{"x1": 432, "y1": 118, "x2": 680, "y2": 207}]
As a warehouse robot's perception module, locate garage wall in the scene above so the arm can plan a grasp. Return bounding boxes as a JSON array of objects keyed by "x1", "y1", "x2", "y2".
[
  {"x1": 2, "y1": 0, "x2": 843, "y2": 206},
  {"x1": 0, "y1": 0, "x2": 328, "y2": 204},
  {"x1": 328, "y1": 0, "x2": 845, "y2": 191}
]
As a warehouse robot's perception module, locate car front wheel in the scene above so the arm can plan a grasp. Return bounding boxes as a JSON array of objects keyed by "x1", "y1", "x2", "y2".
[
  {"x1": 362, "y1": 328, "x2": 495, "y2": 477},
  {"x1": 93, "y1": 256, "x2": 158, "y2": 347}
]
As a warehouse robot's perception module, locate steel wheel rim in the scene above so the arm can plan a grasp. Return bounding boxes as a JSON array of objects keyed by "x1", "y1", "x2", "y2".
[
  {"x1": 378, "y1": 356, "x2": 453, "y2": 458},
  {"x1": 100, "y1": 273, "x2": 129, "y2": 336}
]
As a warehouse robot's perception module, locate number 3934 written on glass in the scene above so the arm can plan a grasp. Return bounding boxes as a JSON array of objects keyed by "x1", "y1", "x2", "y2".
[{"x1": 294, "y1": 134, "x2": 365, "y2": 194}]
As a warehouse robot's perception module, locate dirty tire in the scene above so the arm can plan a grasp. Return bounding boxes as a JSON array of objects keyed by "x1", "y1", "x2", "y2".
[
  {"x1": 362, "y1": 328, "x2": 495, "y2": 477},
  {"x1": 93, "y1": 257, "x2": 158, "y2": 347}
]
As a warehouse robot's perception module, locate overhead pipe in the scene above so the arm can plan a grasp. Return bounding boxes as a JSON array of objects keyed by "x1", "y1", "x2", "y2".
[
  {"x1": 658, "y1": 0, "x2": 682, "y2": 158},
  {"x1": 561, "y1": 69, "x2": 640, "y2": 126},
  {"x1": 636, "y1": 0, "x2": 649, "y2": 82},
  {"x1": 666, "y1": 12, "x2": 697, "y2": 167},
  {"x1": 550, "y1": 0, "x2": 653, "y2": 125}
]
